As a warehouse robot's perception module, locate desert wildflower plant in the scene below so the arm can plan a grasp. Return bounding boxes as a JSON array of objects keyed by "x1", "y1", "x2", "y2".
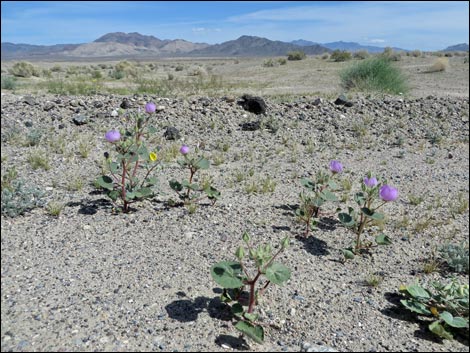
[
  {"x1": 169, "y1": 145, "x2": 220, "y2": 206},
  {"x1": 96, "y1": 102, "x2": 161, "y2": 213},
  {"x1": 399, "y1": 279, "x2": 469, "y2": 340},
  {"x1": 211, "y1": 232, "x2": 290, "y2": 343},
  {"x1": 296, "y1": 160, "x2": 342, "y2": 237},
  {"x1": 338, "y1": 173, "x2": 397, "y2": 258}
]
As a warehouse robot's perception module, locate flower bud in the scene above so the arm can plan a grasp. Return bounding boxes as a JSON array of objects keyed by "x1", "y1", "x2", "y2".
[
  {"x1": 105, "y1": 129, "x2": 121, "y2": 143},
  {"x1": 329, "y1": 160, "x2": 343, "y2": 174},
  {"x1": 364, "y1": 176, "x2": 378, "y2": 188},
  {"x1": 379, "y1": 185, "x2": 399, "y2": 202},
  {"x1": 242, "y1": 231, "x2": 251, "y2": 243},
  {"x1": 145, "y1": 102, "x2": 156, "y2": 114},
  {"x1": 235, "y1": 246, "x2": 245, "y2": 260},
  {"x1": 281, "y1": 236, "x2": 290, "y2": 249}
]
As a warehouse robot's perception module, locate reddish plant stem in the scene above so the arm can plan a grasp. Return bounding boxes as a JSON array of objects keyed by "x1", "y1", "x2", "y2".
[{"x1": 121, "y1": 160, "x2": 128, "y2": 212}]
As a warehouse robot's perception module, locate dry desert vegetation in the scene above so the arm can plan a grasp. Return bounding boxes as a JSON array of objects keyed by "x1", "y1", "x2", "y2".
[{"x1": 1, "y1": 51, "x2": 469, "y2": 352}]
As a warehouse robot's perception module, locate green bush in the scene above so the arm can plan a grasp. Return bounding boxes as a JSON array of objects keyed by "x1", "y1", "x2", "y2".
[
  {"x1": 287, "y1": 51, "x2": 306, "y2": 61},
  {"x1": 330, "y1": 50, "x2": 352, "y2": 62},
  {"x1": 340, "y1": 57, "x2": 409, "y2": 94},
  {"x1": 9, "y1": 61, "x2": 36, "y2": 78},
  {"x1": 1, "y1": 75, "x2": 17, "y2": 90},
  {"x1": 381, "y1": 47, "x2": 402, "y2": 61},
  {"x1": 1, "y1": 179, "x2": 45, "y2": 217},
  {"x1": 353, "y1": 50, "x2": 370, "y2": 60}
]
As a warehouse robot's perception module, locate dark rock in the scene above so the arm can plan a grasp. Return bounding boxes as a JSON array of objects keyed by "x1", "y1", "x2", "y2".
[
  {"x1": 58, "y1": 124, "x2": 65, "y2": 129},
  {"x1": 238, "y1": 95, "x2": 267, "y2": 115},
  {"x1": 163, "y1": 126, "x2": 181, "y2": 140},
  {"x1": 24, "y1": 121, "x2": 33, "y2": 127},
  {"x1": 240, "y1": 121, "x2": 261, "y2": 131},
  {"x1": 94, "y1": 101, "x2": 104, "y2": 108},
  {"x1": 120, "y1": 98, "x2": 132, "y2": 109},
  {"x1": 23, "y1": 96, "x2": 36, "y2": 106},
  {"x1": 312, "y1": 98, "x2": 322, "y2": 106},
  {"x1": 73, "y1": 115, "x2": 89, "y2": 125},
  {"x1": 334, "y1": 95, "x2": 354, "y2": 107},
  {"x1": 43, "y1": 101, "x2": 55, "y2": 111}
]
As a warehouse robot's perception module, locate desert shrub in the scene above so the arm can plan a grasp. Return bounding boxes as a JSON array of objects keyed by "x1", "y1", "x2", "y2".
[
  {"x1": 321, "y1": 53, "x2": 330, "y2": 60},
  {"x1": 42, "y1": 78, "x2": 103, "y2": 95},
  {"x1": 410, "y1": 49, "x2": 422, "y2": 57},
  {"x1": 381, "y1": 47, "x2": 402, "y2": 61},
  {"x1": 9, "y1": 61, "x2": 36, "y2": 78},
  {"x1": 175, "y1": 65, "x2": 184, "y2": 71},
  {"x1": 340, "y1": 57, "x2": 409, "y2": 94},
  {"x1": 278, "y1": 58, "x2": 287, "y2": 65},
  {"x1": 330, "y1": 50, "x2": 352, "y2": 62},
  {"x1": 444, "y1": 52, "x2": 454, "y2": 57},
  {"x1": 91, "y1": 70, "x2": 102, "y2": 79},
  {"x1": 1, "y1": 75, "x2": 17, "y2": 90},
  {"x1": 353, "y1": 50, "x2": 370, "y2": 60},
  {"x1": 112, "y1": 61, "x2": 138, "y2": 78},
  {"x1": 464, "y1": 57, "x2": 469, "y2": 64},
  {"x1": 42, "y1": 69, "x2": 52, "y2": 78},
  {"x1": 188, "y1": 67, "x2": 207, "y2": 76},
  {"x1": 439, "y1": 243, "x2": 469, "y2": 274},
  {"x1": 1, "y1": 178, "x2": 45, "y2": 217},
  {"x1": 426, "y1": 57, "x2": 449, "y2": 73},
  {"x1": 263, "y1": 59, "x2": 276, "y2": 67},
  {"x1": 287, "y1": 50, "x2": 306, "y2": 61},
  {"x1": 111, "y1": 70, "x2": 125, "y2": 80},
  {"x1": 50, "y1": 64, "x2": 62, "y2": 72}
]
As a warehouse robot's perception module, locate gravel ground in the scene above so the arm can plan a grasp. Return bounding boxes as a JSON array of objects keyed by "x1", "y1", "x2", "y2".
[{"x1": 1, "y1": 92, "x2": 469, "y2": 352}]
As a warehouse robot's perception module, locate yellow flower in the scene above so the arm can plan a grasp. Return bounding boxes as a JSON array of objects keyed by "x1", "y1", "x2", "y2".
[
  {"x1": 430, "y1": 307, "x2": 439, "y2": 316},
  {"x1": 149, "y1": 152, "x2": 157, "y2": 162}
]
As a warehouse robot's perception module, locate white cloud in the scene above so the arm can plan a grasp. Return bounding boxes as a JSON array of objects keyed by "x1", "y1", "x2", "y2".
[{"x1": 369, "y1": 39, "x2": 386, "y2": 44}]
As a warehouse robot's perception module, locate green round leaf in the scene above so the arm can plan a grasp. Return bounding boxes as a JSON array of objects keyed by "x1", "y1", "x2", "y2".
[
  {"x1": 235, "y1": 321, "x2": 264, "y2": 344},
  {"x1": 96, "y1": 176, "x2": 114, "y2": 190},
  {"x1": 195, "y1": 157, "x2": 210, "y2": 170},
  {"x1": 321, "y1": 190, "x2": 338, "y2": 201},
  {"x1": 405, "y1": 284, "x2": 431, "y2": 299},
  {"x1": 339, "y1": 213, "x2": 355, "y2": 227},
  {"x1": 211, "y1": 261, "x2": 244, "y2": 289},
  {"x1": 265, "y1": 262, "x2": 291, "y2": 285},
  {"x1": 375, "y1": 234, "x2": 392, "y2": 245}
]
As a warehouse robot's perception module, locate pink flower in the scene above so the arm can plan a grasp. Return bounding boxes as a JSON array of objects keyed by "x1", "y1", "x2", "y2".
[
  {"x1": 329, "y1": 160, "x2": 343, "y2": 174},
  {"x1": 145, "y1": 102, "x2": 156, "y2": 114},
  {"x1": 379, "y1": 185, "x2": 399, "y2": 201},
  {"x1": 180, "y1": 145, "x2": 190, "y2": 155},
  {"x1": 105, "y1": 129, "x2": 121, "y2": 143}
]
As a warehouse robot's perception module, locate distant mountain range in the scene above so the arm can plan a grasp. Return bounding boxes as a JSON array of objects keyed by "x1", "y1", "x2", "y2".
[
  {"x1": 442, "y1": 43, "x2": 469, "y2": 52},
  {"x1": 291, "y1": 39, "x2": 407, "y2": 53},
  {"x1": 1, "y1": 32, "x2": 467, "y2": 60}
]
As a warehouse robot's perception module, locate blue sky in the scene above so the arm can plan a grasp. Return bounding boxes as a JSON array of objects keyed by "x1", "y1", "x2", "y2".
[{"x1": 1, "y1": 1, "x2": 468, "y2": 50}]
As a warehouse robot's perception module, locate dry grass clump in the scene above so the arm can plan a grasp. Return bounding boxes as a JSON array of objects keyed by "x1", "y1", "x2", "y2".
[{"x1": 426, "y1": 57, "x2": 449, "y2": 73}]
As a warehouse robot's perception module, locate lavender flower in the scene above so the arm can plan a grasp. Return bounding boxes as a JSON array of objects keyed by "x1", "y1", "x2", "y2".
[
  {"x1": 364, "y1": 176, "x2": 378, "y2": 188},
  {"x1": 105, "y1": 129, "x2": 121, "y2": 143},
  {"x1": 379, "y1": 185, "x2": 399, "y2": 202},
  {"x1": 180, "y1": 145, "x2": 190, "y2": 155},
  {"x1": 145, "y1": 102, "x2": 156, "y2": 114},
  {"x1": 329, "y1": 160, "x2": 343, "y2": 174}
]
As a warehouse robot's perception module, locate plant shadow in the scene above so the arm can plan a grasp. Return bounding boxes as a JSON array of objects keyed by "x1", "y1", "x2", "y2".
[
  {"x1": 215, "y1": 334, "x2": 250, "y2": 350},
  {"x1": 66, "y1": 198, "x2": 114, "y2": 215},
  {"x1": 272, "y1": 203, "x2": 298, "y2": 217},
  {"x1": 295, "y1": 234, "x2": 330, "y2": 256},
  {"x1": 165, "y1": 294, "x2": 233, "y2": 323}
]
